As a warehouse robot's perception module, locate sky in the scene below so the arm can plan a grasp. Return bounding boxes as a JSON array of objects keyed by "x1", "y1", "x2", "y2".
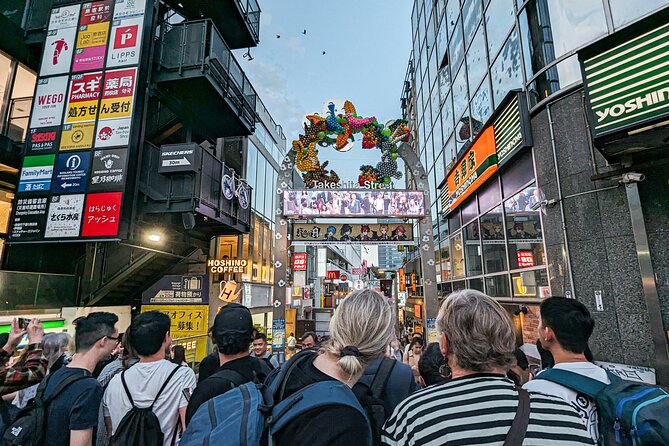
[{"x1": 235, "y1": 0, "x2": 414, "y2": 184}]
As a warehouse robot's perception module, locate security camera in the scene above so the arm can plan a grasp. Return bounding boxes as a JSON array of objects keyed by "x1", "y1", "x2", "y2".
[{"x1": 621, "y1": 172, "x2": 645, "y2": 183}]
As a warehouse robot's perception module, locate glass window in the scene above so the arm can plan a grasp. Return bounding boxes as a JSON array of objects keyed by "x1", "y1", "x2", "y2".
[
  {"x1": 430, "y1": 82, "x2": 441, "y2": 130},
  {"x1": 434, "y1": 150, "x2": 446, "y2": 186},
  {"x1": 609, "y1": 0, "x2": 667, "y2": 29},
  {"x1": 466, "y1": 25, "x2": 488, "y2": 95},
  {"x1": 505, "y1": 184, "x2": 545, "y2": 270},
  {"x1": 426, "y1": 10, "x2": 436, "y2": 47},
  {"x1": 0, "y1": 189, "x2": 13, "y2": 234},
  {"x1": 452, "y1": 65, "x2": 469, "y2": 124},
  {"x1": 450, "y1": 232, "x2": 465, "y2": 278},
  {"x1": 501, "y1": 149, "x2": 534, "y2": 197},
  {"x1": 471, "y1": 77, "x2": 492, "y2": 128},
  {"x1": 486, "y1": 274, "x2": 511, "y2": 297},
  {"x1": 491, "y1": 29, "x2": 523, "y2": 108},
  {"x1": 446, "y1": 0, "x2": 461, "y2": 38},
  {"x1": 465, "y1": 220, "x2": 483, "y2": 276},
  {"x1": 461, "y1": 197, "x2": 478, "y2": 224},
  {"x1": 527, "y1": 55, "x2": 581, "y2": 106},
  {"x1": 0, "y1": 52, "x2": 12, "y2": 116},
  {"x1": 449, "y1": 209, "x2": 461, "y2": 232},
  {"x1": 478, "y1": 176, "x2": 501, "y2": 213},
  {"x1": 10, "y1": 64, "x2": 36, "y2": 99},
  {"x1": 485, "y1": 0, "x2": 516, "y2": 60},
  {"x1": 441, "y1": 92, "x2": 454, "y2": 140},
  {"x1": 462, "y1": 0, "x2": 483, "y2": 47},
  {"x1": 438, "y1": 66, "x2": 451, "y2": 104},
  {"x1": 436, "y1": 15, "x2": 448, "y2": 67},
  {"x1": 481, "y1": 205, "x2": 508, "y2": 273},
  {"x1": 511, "y1": 269, "x2": 549, "y2": 298},
  {"x1": 449, "y1": 18, "x2": 465, "y2": 74}
]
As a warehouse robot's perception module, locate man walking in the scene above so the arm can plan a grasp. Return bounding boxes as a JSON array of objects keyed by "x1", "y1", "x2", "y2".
[
  {"x1": 43, "y1": 312, "x2": 119, "y2": 446},
  {"x1": 382, "y1": 290, "x2": 594, "y2": 445},
  {"x1": 103, "y1": 311, "x2": 196, "y2": 446},
  {"x1": 250, "y1": 332, "x2": 279, "y2": 369}
]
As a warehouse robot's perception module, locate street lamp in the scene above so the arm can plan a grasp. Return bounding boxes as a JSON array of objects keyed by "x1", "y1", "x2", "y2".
[{"x1": 146, "y1": 230, "x2": 164, "y2": 243}]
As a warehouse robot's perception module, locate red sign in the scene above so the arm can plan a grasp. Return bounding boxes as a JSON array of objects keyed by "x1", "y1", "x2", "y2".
[
  {"x1": 113, "y1": 24, "x2": 138, "y2": 49},
  {"x1": 517, "y1": 251, "x2": 535, "y2": 268},
  {"x1": 325, "y1": 270, "x2": 340, "y2": 280},
  {"x1": 351, "y1": 268, "x2": 363, "y2": 275},
  {"x1": 340, "y1": 274, "x2": 348, "y2": 282},
  {"x1": 79, "y1": 0, "x2": 112, "y2": 26},
  {"x1": 81, "y1": 192, "x2": 122, "y2": 237},
  {"x1": 292, "y1": 253, "x2": 307, "y2": 271}
]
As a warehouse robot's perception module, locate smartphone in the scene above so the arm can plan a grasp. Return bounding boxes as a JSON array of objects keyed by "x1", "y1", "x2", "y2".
[{"x1": 17, "y1": 318, "x2": 30, "y2": 330}]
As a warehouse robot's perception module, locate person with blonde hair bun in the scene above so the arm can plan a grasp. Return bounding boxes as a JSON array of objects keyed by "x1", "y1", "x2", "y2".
[{"x1": 271, "y1": 289, "x2": 395, "y2": 446}]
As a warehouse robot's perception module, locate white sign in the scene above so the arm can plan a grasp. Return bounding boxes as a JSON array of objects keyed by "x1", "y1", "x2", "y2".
[
  {"x1": 41, "y1": 27, "x2": 77, "y2": 76},
  {"x1": 107, "y1": 16, "x2": 144, "y2": 68},
  {"x1": 45, "y1": 194, "x2": 85, "y2": 238},
  {"x1": 48, "y1": 4, "x2": 81, "y2": 30},
  {"x1": 29, "y1": 76, "x2": 68, "y2": 128},
  {"x1": 595, "y1": 361, "x2": 656, "y2": 385},
  {"x1": 95, "y1": 117, "x2": 131, "y2": 147},
  {"x1": 397, "y1": 291, "x2": 407, "y2": 307},
  {"x1": 113, "y1": 0, "x2": 147, "y2": 19},
  {"x1": 353, "y1": 280, "x2": 364, "y2": 290}
]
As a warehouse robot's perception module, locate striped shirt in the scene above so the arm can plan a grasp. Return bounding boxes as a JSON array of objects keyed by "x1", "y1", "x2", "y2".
[{"x1": 382, "y1": 373, "x2": 594, "y2": 446}]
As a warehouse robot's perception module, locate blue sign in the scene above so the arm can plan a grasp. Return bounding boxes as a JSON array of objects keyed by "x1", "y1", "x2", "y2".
[
  {"x1": 272, "y1": 319, "x2": 286, "y2": 349},
  {"x1": 53, "y1": 151, "x2": 90, "y2": 193},
  {"x1": 18, "y1": 154, "x2": 55, "y2": 193},
  {"x1": 141, "y1": 275, "x2": 209, "y2": 304}
]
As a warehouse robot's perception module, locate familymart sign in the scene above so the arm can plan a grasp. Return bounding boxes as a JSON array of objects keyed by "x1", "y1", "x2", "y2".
[{"x1": 581, "y1": 22, "x2": 669, "y2": 138}]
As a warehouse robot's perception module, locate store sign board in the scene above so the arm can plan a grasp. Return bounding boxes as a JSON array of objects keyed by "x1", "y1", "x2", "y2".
[
  {"x1": 325, "y1": 270, "x2": 340, "y2": 280},
  {"x1": 207, "y1": 259, "x2": 248, "y2": 274},
  {"x1": 26, "y1": 127, "x2": 61, "y2": 154},
  {"x1": 112, "y1": 0, "x2": 147, "y2": 19},
  {"x1": 45, "y1": 194, "x2": 85, "y2": 238},
  {"x1": 141, "y1": 305, "x2": 209, "y2": 338},
  {"x1": 141, "y1": 275, "x2": 208, "y2": 305},
  {"x1": 53, "y1": 152, "x2": 91, "y2": 193},
  {"x1": 72, "y1": 0, "x2": 112, "y2": 72},
  {"x1": 517, "y1": 250, "x2": 536, "y2": 268},
  {"x1": 581, "y1": 22, "x2": 669, "y2": 138},
  {"x1": 10, "y1": 197, "x2": 48, "y2": 240},
  {"x1": 29, "y1": 76, "x2": 68, "y2": 129},
  {"x1": 107, "y1": 16, "x2": 143, "y2": 68},
  {"x1": 18, "y1": 155, "x2": 55, "y2": 193},
  {"x1": 89, "y1": 148, "x2": 127, "y2": 191},
  {"x1": 61, "y1": 72, "x2": 103, "y2": 150},
  {"x1": 292, "y1": 253, "x2": 307, "y2": 271},
  {"x1": 493, "y1": 92, "x2": 532, "y2": 167},
  {"x1": 41, "y1": 27, "x2": 78, "y2": 76},
  {"x1": 158, "y1": 143, "x2": 200, "y2": 173},
  {"x1": 292, "y1": 223, "x2": 414, "y2": 245},
  {"x1": 48, "y1": 4, "x2": 81, "y2": 30},
  {"x1": 81, "y1": 191, "x2": 122, "y2": 237},
  {"x1": 442, "y1": 126, "x2": 498, "y2": 212}
]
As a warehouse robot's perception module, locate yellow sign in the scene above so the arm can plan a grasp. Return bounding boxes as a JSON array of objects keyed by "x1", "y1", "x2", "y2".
[
  {"x1": 173, "y1": 335, "x2": 208, "y2": 362},
  {"x1": 141, "y1": 305, "x2": 209, "y2": 338},
  {"x1": 218, "y1": 280, "x2": 241, "y2": 303},
  {"x1": 60, "y1": 122, "x2": 95, "y2": 150},
  {"x1": 65, "y1": 99, "x2": 99, "y2": 123},
  {"x1": 76, "y1": 23, "x2": 109, "y2": 48}
]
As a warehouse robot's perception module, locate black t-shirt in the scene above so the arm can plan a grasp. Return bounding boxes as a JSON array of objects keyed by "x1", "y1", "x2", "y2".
[
  {"x1": 273, "y1": 355, "x2": 370, "y2": 446},
  {"x1": 42, "y1": 367, "x2": 102, "y2": 446},
  {"x1": 197, "y1": 351, "x2": 220, "y2": 383},
  {"x1": 186, "y1": 355, "x2": 271, "y2": 424}
]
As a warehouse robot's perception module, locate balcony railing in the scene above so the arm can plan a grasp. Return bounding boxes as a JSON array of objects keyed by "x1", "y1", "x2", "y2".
[{"x1": 237, "y1": 0, "x2": 261, "y2": 43}]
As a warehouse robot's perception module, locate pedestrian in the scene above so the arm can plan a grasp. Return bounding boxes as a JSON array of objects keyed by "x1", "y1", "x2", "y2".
[
  {"x1": 250, "y1": 332, "x2": 279, "y2": 369},
  {"x1": 382, "y1": 289, "x2": 594, "y2": 445},
  {"x1": 103, "y1": 311, "x2": 196, "y2": 446},
  {"x1": 508, "y1": 348, "x2": 530, "y2": 386},
  {"x1": 185, "y1": 303, "x2": 271, "y2": 424},
  {"x1": 197, "y1": 326, "x2": 219, "y2": 382},
  {"x1": 386, "y1": 339, "x2": 403, "y2": 362},
  {"x1": 403, "y1": 337, "x2": 423, "y2": 382},
  {"x1": 0, "y1": 318, "x2": 47, "y2": 396},
  {"x1": 301, "y1": 331, "x2": 318, "y2": 350},
  {"x1": 286, "y1": 332, "x2": 297, "y2": 357},
  {"x1": 170, "y1": 345, "x2": 189, "y2": 366},
  {"x1": 270, "y1": 289, "x2": 395, "y2": 445},
  {"x1": 523, "y1": 297, "x2": 609, "y2": 442},
  {"x1": 42, "y1": 312, "x2": 119, "y2": 446},
  {"x1": 417, "y1": 342, "x2": 449, "y2": 387}
]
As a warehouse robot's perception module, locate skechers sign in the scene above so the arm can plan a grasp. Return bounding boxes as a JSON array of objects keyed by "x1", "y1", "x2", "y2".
[{"x1": 581, "y1": 20, "x2": 669, "y2": 138}]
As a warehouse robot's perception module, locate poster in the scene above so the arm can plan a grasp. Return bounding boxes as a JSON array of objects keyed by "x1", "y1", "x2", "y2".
[
  {"x1": 283, "y1": 190, "x2": 426, "y2": 218},
  {"x1": 172, "y1": 335, "x2": 208, "y2": 362},
  {"x1": 113, "y1": 0, "x2": 147, "y2": 19},
  {"x1": 45, "y1": 194, "x2": 85, "y2": 238},
  {"x1": 62, "y1": 72, "x2": 103, "y2": 150},
  {"x1": 72, "y1": 0, "x2": 112, "y2": 72},
  {"x1": 89, "y1": 148, "x2": 127, "y2": 191},
  {"x1": 292, "y1": 223, "x2": 414, "y2": 245},
  {"x1": 106, "y1": 16, "x2": 143, "y2": 68},
  {"x1": 52, "y1": 151, "x2": 91, "y2": 193},
  {"x1": 29, "y1": 76, "x2": 68, "y2": 129},
  {"x1": 81, "y1": 191, "x2": 122, "y2": 237},
  {"x1": 141, "y1": 305, "x2": 209, "y2": 338},
  {"x1": 25, "y1": 126, "x2": 61, "y2": 154},
  {"x1": 40, "y1": 27, "x2": 78, "y2": 76},
  {"x1": 272, "y1": 319, "x2": 286, "y2": 349},
  {"x1": 141, "y1": 275, "x2": 209, "y2": 305},
  {"x1": 18, "y1": 155, "x2": 55, "y2": 193},
  {"x1": 10, "y1": 197, "x2": 48, "y2": 240},
  {"x1": 48, "y1": 4, "x2": 81, "y2": 30}
]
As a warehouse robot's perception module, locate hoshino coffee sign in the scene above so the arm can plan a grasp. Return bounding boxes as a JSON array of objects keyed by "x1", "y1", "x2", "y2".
[{"x1": 581, "y1": 22, "x2": 669, "y2": 138}]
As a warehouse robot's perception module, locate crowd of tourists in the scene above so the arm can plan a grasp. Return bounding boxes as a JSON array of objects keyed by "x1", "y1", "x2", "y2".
[{"x1": 0, "y1": 289, "x2": 666, "y2": 445}]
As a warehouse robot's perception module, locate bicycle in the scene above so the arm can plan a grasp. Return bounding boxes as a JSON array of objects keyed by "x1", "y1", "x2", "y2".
[{"x1": 222, "y1": 170, "x2": 250, "y2": 210}]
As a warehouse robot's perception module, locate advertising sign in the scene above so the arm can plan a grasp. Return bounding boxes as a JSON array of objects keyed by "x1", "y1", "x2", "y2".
[
  {"x1": 62, "y1": 72, "x2": 103, "y2": 150},
  {"x1": 325, "y1": 271, "x2": 340, "y2": 280},
  {"x1": 72, "y1": 0, "x2": 112, "y2": 72},
  {"x1": 52, "y1": 151, "x2": 91, "y2": 193},
  {"x1": 207, "y1": 259, "x2": 248, "y2": 274},
  {"x1": 158, "y1": 143, "x2": 200, "y2": 173},
  {"x1": 272, "y1": 319, "x2": 286, "y2": 349},
  {"x1": 26, "y1": 127, "x2": 61, "y2": 154},
  {"x1": 94, "y1": 67, "x2": 137, "y2": 147},
  {"x1": 292, "y1": 253, "x2": 307, "y2": 271},
  {"x1": 107, "y1": 16, "x2": 143, "y2": 68},
  {"x1": 18, "y1": 155, "x2": 55, "y2": 193},
  {"x1": 141, "y1": 305, "x2": 208, "y2": 338},
  {"x1": 45, "y1": 194, "x2": 85, "y2": 238},
  {"x1": 48, "y1": 4, "x2": 81, "y2": 30},
  {"x1": 292, "y1": 223, "x2": 414, "y2": 245},
  {"x1": 112, "y1": 0, "x2": 147, "y2": 19},
  {"x1": 89, "y1": 148, "x2": 127, "y2": 191},
  {"x1": 283, "y1": 190, "x2": 426, "y2": 218},
  {"x1": 493, "y1": 92, "x2": 532, "y2": 167},
  {"x1": 10, "y1": 197, "x2": 48, "y2": 240},
  {"x1": 442, "y1": 126, "x2": 498, "y2": 212},
  {"x1": 29, "y1": 76, "x2": 68, "y2": 129},
  {"x1": 173, "y1": 335, "x2": 208, "y2": 362},
  {"x1": 517, "y1": 251, "x2": 536, "y2": 268},
  {"x1": 41, "y1": 27, "x2": 78, "y2": 76},
  {"x1": 141, "y1": 275, "x2": 208, "y2": 305},
  {"x1": 81, "y1": 191, "x2": 122, "y2": 237}
]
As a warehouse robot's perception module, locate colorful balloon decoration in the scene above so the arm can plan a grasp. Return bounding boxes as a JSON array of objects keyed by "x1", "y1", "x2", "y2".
[{"x1": 293, "y1": 100, "x2": 411, "y2": 187}]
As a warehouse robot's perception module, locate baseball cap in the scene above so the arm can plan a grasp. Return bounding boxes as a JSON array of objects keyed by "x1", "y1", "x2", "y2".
[{"x1": 213, "y1": 303, "x2": 253, "y2": 336}]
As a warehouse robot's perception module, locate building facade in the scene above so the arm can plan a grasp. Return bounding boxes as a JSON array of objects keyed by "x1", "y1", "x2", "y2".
[{"x1": 405, "y1": 0, "x2": 669, "y2": 383}]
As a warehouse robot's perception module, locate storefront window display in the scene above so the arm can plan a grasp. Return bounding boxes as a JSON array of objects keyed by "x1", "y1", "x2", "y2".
[
  {"x1": 505, "y1": 184, "x2": 546, "y2": 270},
  {"x1": 450, "y1": 232, "x2": 465, "y2": 278},
  {"x1": 481, "y1": 205, "x2": 507, "y2": 274}
]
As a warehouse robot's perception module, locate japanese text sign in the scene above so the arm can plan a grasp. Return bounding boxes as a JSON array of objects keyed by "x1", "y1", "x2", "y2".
[
  {"x1": 292, "y1": 253, "x2": 307, "y2": 271},
  {"x1": 141, "y1": 305, "x2": 209, "y2": 338},
  {"x1": 81, "y1": 191, "x2": 122, "y2": 237}
]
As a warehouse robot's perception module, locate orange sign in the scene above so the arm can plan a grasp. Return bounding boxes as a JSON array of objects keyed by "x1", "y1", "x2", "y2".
[
  {"x1": 398, "y1": 268, "x2": 406, "y2": 292},
  {"x1": 410, "y1": 273, "x2": 417, "y2": 292},
  {"x1": 443, "y1": 126, "x2": 498, "y2": 211}
]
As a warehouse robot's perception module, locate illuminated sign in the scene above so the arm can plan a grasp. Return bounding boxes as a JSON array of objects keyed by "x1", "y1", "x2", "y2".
[
  {"x1": 493, "y1": 92, "x2": 532, "y2": 167},
  {"x1": 398, "y1": 268, "x2": 406, "y2": 292},
  {"x1": 292, "y1": 253, "x2": 307, "y2": 271},
  {"x1": 325, "y1": 271, "x2": 340, "y2": 280},
  {"x1": 283, "y1": 190, "x2": 426, "y2": 218},
  {"x1": 81, "y1": 191, "x2": 122, "y2": 237},
  {"x1": 207, "y1": 259, "x2": 248, "y2": 274},
  {"x1": 517, "y1": 251, "x2": 535, "y2": 268},
  {"x1": 292, "y1": 223, "x2": 414, "y2": 245}
]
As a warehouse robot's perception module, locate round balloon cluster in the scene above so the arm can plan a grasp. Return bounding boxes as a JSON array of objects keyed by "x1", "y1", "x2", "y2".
[{"x1": 293, "y1": 100, "x2": 411, "y2": 187}]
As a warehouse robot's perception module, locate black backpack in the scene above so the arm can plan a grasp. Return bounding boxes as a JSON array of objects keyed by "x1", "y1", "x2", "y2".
[
  {"x1": 110, "y1": 365, "x2": 182, "y2": 446},
  {"x1": 4, "y1": 372, "x2": 93, "y2": 446},
  {"x1": 352, "y1": 357, "x2": 396, "y2": 445}
]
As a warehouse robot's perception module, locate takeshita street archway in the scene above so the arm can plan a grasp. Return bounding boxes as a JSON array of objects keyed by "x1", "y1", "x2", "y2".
[{"x1": 272, "y1": 100, "x2": 438, "y2": 357}]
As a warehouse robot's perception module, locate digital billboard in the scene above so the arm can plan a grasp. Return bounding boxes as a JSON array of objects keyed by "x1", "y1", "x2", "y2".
[
  {"x1": 292, "y1": 223, "x2": 414, "y2": 245},
  {"x1": 283, "y1": 190, "x2": 425, "y2": 218}
]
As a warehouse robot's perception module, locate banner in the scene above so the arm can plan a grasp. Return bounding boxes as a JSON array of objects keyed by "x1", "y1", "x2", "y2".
[
  {"x1": 141, "y1": 305, "x2": 209, "y2": 338},
  {"x1": 107, "y1": 16, "x2": 143, "y2": 68},
  {"x1": 61, "y1": 72, "x2": 103, "y2": 150},
  {"x1": 29, "y1": 76, "x2": 68, "y2": 129},
  {"x1": 293, "y1": 223, "x2": 414, "y2": 245},
  {"x1": 283, "y1": 190, "x2": 425, "y2": 218},
  {"x1": 45, "y1": 194, "x2": 85, "y2": 238},
  {"x1": 142, "y1": 275, "x2": 209, "y2": 305}
]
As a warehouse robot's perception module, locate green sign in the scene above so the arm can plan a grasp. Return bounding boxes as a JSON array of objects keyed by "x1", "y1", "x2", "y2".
[
  {"x1": 494, "y1": 94, "x2": 525, "y2": 166},
  {"x1": 582, "y1": 23, "x2": 669, "y2": 137}
]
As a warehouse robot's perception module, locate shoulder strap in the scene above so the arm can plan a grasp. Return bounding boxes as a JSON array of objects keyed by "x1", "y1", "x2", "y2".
[
  {"x1": 536, "y1": 368, "x2": 608, "y2": 399},
  {"x1": 151, "y1": 365, "x2": 183, "y2": 409},
  {"x1": 120, "y1": 369, "x2": 135, "y2": 408},
  {"x1": 211, "y1": 369, "x2": 247, "y2": 388},
  {"x1": 370, "y1": 357, "x2": 395, "y2": 400},
  {"x1": 272, "y1": 350, "x2": 317, "y2": 401},
  {"x1": 43, "y1": 372, "x2": 93, "y2": 404},
  {"x1": 503, "y1": 388, "x2": 531, "y2": 446}
]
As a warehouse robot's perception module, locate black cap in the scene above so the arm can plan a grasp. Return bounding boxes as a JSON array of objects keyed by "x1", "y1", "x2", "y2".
[{"x1": 213, "y1": 303, "x2": 253, "y2": 336}]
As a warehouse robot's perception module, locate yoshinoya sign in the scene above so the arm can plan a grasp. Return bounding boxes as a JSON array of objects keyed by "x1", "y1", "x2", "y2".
[
  {"x1": 581, "y1": 18, "x2": 669, "y2": 139},
  {"x1": 493, "y1": 91, "x2": 532, "y2": 167},
  {"x1": 158, "y1": 143, "x2": 200, "y2": 173}
]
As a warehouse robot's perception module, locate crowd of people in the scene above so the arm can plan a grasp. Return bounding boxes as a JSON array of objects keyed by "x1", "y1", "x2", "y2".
[{"x1": 0, "y1": 289, "x2": 666, "y2": 445}]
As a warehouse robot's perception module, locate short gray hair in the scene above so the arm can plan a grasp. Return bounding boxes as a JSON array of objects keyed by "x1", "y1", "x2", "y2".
[
  {"x1": 42, "y1": 332, "x2": 72, "y2": 370},
  {"x1": 436, "y1": 289, "x2": 515, "y2": 372}
]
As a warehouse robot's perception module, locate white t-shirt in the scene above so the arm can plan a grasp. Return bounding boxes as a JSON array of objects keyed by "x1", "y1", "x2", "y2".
[
  {"x1": 287, "y1": 336, "x2": 297, "y2": 347},
  {"x1": 103, "y1": 359, "x2": 197, "y2": 446},
  {"x1": 524, "y1": 362, "x2": 610, "y2": 442}
]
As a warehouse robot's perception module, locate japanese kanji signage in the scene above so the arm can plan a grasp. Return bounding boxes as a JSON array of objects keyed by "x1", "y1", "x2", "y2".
[
  {"x1": 95, "y1": 67, "x2": 136, "y2": 147},
  {"x1": 72, "y1": 0, "x2": 113, "y2": 72},
  {"x1": 90, "y1": 148, "x2": 127, "y2": 191},
  {"x1": 142, "y1": 275, "x2": 209, "y2": 305},
  {"x1": 61, "y1": 72, "x2": 102, "y2": 150},
  {"x1": 10, "y1": 197, "x2": 48, "y2": 240},
  {"x1": 292, "y1": 253, "x2": 307, "y2": 271},
  {"x1": 292, "y1": 223, "x2": 414, "y2": 245},
  {"x1": 45, "y1": 194, "x2": 85, "y2": 238},
  {"x1": 141, "y1": 305, "x2": 209, "y2": 338},
  {"x1": 81, "y1": 191, "x2": 122, "y2": 237},
  {"x1": 18, "y1": 155, "x2": 55, "y2": 193}
]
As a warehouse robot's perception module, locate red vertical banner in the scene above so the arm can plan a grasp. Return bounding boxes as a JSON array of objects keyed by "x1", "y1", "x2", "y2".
[{"x1": 81, "y1": 191, "x2": 122, "y2": 237}]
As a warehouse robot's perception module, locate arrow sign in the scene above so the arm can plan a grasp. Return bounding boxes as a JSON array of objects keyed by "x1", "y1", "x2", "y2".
[
  {"x1": 162, "y1": 157, "x2": 191, "y2": 167},
  {"x1": 61, "y1": 182, "x2": 74, "y2": 188}
]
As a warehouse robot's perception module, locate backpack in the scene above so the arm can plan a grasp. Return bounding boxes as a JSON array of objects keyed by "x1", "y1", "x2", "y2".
[
  {"x1": 109, "y1": 364, "x2": 183, "y2": 446},
  {"x1": 3, "y1": 372, "x2": 92, "y2": 446},
  {"x1": 181, "y1": 350, "x2": 372, "y2": 446},
  {"x1": 537, "y1": 368, "x2": 669, "y2": 445},
  {"x1": 352, "y1": 357, "x2": 395, "y2": 445}
]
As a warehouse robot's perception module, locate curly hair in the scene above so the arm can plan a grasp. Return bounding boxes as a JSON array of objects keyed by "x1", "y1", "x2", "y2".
[{"x1": 215, "y1": 331, "x2": 253, "y2": 355}]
